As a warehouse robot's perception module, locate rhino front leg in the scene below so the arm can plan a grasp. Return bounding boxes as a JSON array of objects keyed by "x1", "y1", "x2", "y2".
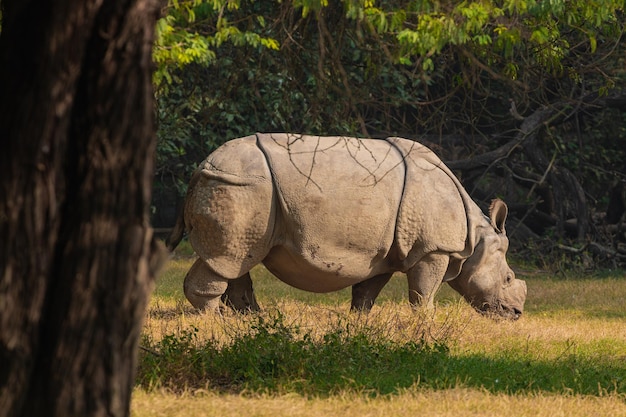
[
  {"x1": 184, "y1": 259, "x2": 229, "y2": 311},
  {"x1": 221, "y1": 272, "x2": 261, "y2": 313},
  {"x1": 351, "y1": 273, "x2": 393, "y2": 311},
  {"x1": 407, "y1": 253, "x2": 448, "y2": 309}
]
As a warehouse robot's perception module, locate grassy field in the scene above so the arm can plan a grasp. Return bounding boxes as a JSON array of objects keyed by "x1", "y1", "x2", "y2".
[{"x1": 132, "y1": 244, "x2": 626, "y2": 416}]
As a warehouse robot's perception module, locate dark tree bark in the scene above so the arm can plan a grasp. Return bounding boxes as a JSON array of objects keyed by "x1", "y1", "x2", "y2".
[
  {"x1": 606, "y1": 182, "x2": 625, "y2": 225},
  {"x1": 0, "y1": 1, "x2": 166, "y2": 416}
]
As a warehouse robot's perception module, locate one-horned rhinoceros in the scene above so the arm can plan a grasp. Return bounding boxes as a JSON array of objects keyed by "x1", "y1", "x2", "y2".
[{"x1": 167, "y1": 133, "x2": 527, "y2": 319}]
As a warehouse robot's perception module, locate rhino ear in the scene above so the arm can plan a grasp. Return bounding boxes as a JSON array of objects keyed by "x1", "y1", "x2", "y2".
[{"x1": 489, "y1": 199, "x2": 508, "y2": 234}]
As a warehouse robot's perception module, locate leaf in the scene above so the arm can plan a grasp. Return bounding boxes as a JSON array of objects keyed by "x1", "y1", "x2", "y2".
[
  {"x1": 589, "y1": 35, "x2": 597, "y2": 53},
  {"x1": 530, "y1": 27, "x2": 550, "y2": 44},
  {"x1": 422, "y1": 57, "x2": 434, "y2": 72}
]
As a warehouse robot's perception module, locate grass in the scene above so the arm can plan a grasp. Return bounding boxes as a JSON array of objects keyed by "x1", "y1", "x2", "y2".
[
  {"x1": 133, "y1": 243, "x2": 626, "y2": 416},
  {"x1": 132, "y1": 388, "x2": 626, "y2": 417}
]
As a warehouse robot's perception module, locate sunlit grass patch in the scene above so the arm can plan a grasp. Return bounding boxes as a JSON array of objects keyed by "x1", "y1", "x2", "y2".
[
  {"x1": 132, "y1": 384, "x2": 626, "y2": 417},
  {"x1": 522, "y1": 274, "x2": 626, "y2": 319}
]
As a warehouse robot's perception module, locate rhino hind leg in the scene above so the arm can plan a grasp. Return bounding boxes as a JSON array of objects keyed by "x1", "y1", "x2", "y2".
[
  {"x1": 184, "y1": 259, "x2": 229, "y2": 311},
  {"x1": 221, "y1": 272, "x2": 260, "y2": 313},
  {"x1": 350, "y1": 273, "x2": 393, "y2": 311}
]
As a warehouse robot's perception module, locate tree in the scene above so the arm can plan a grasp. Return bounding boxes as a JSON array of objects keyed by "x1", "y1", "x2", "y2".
[
  {"x1": 0, "y1": 1, "x2": 166, "y2": 416},
  {"x1": 153, "y1": 0, "x2": 626, "y2": 267}
]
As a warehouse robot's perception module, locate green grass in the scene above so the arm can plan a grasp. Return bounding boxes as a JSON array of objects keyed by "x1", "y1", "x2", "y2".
[{"x1": 522, "y1": 272, "x2": 626, "y2": 319}]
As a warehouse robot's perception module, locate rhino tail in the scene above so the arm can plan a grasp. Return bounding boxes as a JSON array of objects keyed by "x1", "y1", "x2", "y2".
[
  {"x1": 165, "y1": 207, "x2": 185, "y2": 252},
  {"x1": 165, "y1": 167, "x2": 203, "y2": 252}
]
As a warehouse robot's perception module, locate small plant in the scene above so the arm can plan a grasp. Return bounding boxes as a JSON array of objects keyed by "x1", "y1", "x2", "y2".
[{"x1": 137, "y1": 326, "x2": 218, "y2": 389}]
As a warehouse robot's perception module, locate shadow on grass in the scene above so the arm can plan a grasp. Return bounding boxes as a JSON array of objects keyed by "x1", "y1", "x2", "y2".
[{"x1": 422, "y1": 352, "x2": 625, "y2": 396}]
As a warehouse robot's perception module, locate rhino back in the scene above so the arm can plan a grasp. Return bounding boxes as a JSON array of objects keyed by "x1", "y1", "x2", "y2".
[{"x1": 257, "y1": 134, "x2": 404, "y2": 291}]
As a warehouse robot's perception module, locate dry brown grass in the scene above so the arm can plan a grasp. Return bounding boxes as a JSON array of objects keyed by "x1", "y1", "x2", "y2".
[
  {"x1": 131, "y1": 387, "x2": 626, "y2": 417},
  {"x1": 142, "y1": 295, "x2": 626, "y2": 361},
  {"x1": 142, "y1": 298, "x2": 469, "y2": 348}
]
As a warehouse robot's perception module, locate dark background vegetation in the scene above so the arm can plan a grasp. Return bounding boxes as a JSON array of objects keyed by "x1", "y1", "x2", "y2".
[{"x1": 152, "y1": 1, "x2": 626, "y2": 270}]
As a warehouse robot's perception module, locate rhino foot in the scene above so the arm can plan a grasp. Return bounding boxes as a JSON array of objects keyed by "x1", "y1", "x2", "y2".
[
  {"x1": 350, "y1": 273, "x2": 393, "y2": 311},
  {"x1": 221, "y1": 273, "x2": 261, "y2": 313},
  {"x1": 184, "y1": 259, "x2": 229, "y2": 311}
]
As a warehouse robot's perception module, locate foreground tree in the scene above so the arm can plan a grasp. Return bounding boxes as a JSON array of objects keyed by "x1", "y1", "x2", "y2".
[{"x1": 0, "y1": 1, "x2": 166, "y2": 416}]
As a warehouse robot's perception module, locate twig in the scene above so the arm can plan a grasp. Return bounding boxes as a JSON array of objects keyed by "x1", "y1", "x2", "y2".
[{"x1": 139, "y1": 345, "x2": 162, "y2": 357}]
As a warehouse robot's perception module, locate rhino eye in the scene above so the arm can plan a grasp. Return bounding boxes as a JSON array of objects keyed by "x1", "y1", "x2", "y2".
[{"x1": 505, "y1": 274, "x2": 513, "y2": 285}]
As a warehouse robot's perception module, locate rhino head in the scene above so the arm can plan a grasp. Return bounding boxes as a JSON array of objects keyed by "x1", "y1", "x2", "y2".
[{"x1": 448, "y1": 199, "x2": 527, "y2": 320}]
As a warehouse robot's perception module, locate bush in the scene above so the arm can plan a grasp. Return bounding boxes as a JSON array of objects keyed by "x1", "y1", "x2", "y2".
[{"x1": 137, "y1": 310, "x2": 449, "y2": 395}]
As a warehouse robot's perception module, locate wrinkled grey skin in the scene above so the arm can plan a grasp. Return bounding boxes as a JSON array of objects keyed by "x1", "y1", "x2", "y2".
[{"x1": 167, "y1": 133, "x2": 527, "y2": 320}]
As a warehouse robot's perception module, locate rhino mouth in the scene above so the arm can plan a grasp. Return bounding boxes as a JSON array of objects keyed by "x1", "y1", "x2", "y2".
[{"x1": 477, "y1": 303, "x2": 522, "y2": 321}]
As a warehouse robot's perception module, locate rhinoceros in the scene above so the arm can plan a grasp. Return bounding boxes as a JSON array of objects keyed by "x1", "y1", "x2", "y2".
[{"x1": 167, "y1": 133, "x2": 527, "y2": 319}]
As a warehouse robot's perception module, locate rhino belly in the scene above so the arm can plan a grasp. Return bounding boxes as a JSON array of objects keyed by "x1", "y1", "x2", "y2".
[{"x1": 262, "y1": 245, "x2": 388, "y2": 292}]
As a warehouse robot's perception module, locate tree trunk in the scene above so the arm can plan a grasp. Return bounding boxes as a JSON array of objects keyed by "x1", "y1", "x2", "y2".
[{"x1": 0, "y1": 1, "x2": 166, "y2": 416}]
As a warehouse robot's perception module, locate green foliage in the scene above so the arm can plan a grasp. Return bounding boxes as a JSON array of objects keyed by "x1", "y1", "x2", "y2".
[
  {"x1": 151, "y1": 0, "x2": 626, "y2": 257},
  {"x1": 164, "y1": 0, "x2": 616, "y2": 81},
  {"x1": 153, "y1": 0, "x2": 279, "y2": 87},
  {"x1": 153, "y1": 0, "x2": 625, "y2": 149}
]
